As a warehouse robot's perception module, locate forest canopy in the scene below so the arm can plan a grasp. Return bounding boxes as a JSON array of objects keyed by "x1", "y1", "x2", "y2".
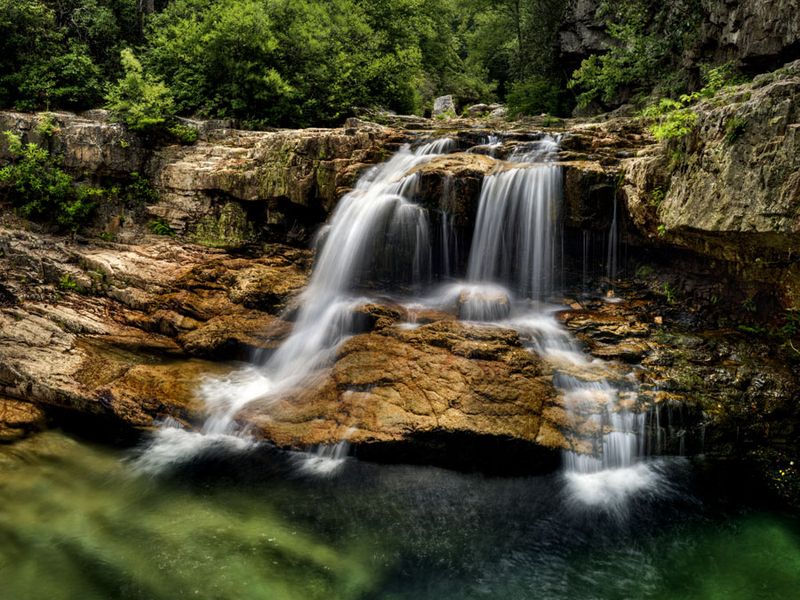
[{"x1": 1, "y1": 0, "x2": 714, "y2": 127}]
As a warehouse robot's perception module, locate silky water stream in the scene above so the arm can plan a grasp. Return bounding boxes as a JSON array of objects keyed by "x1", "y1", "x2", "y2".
[{"x1": 2, "y1": 136, "x2": 799, "y2": 599}]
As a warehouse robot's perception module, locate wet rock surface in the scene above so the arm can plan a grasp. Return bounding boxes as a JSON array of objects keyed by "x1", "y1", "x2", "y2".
[
  {"x1": 560, "y1": 280, "x2": 800, "y2": 503},
  {"x1": 0, "y1": 226, "x2": 309, "y2": 432},
  {"x1": 240, "y1": 318, "x2": 564, "y2": 472}
]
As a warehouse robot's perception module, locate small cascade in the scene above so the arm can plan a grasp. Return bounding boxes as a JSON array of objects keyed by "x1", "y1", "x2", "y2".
[
  {"x1": 136, "y1": 138, "x2": 457, "y2": 470},
  {"x1": 466, "y1": 137, "x2": 562, "y2": 300},
  {"x1": 438, "y1": 175, "x2": 460, "y2": 279},
  {"x1": 468, "y1": 134, "x2": 502, "y2": 157},
  {"x1": 461, "y1": 135, "x2": 666, "y2": 512},
  {"x1": 293, "y1": 440, "x2": 351, "y2": 476},
  {"x1": 510, "y1": 310, "x2": 660, "y2": 512},
  {"x1": 266, "y1": 139, "x2": 453, "y2": 387},
  {"x1": 508, "y1": 136, "x2": 560, "y2": 162}
]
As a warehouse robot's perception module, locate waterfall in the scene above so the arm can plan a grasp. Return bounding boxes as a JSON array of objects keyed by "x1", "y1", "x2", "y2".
[
  {"x1": 135, "y1": 139, "x2": 455, "y2": 471},
  {"x1": 138, "y1": 130, "x2": 665, "y2": 505},
  {"x1": 462, "y1": 135, "x2": 660, "y2": 511},
  {"x1": 466, "y1": 138, "x2": 562, "y2": 300},
  {"x1": 265, "y1": 139, "x2": 451, "y2": 389}
]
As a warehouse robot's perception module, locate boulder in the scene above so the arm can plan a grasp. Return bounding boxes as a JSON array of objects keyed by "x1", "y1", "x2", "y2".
[
  {"x1": 239, "y1": 320, "x2": 565, "y2": 471},
  {"x1": 433, "y1": 95, "x2": 456, "y2": 118},
  {"x1": 464, "y1": 103, "x2": 503, "y2": 118},
  {"x1": 0, "y1": 397, "x2": 46, "y2": 442}
]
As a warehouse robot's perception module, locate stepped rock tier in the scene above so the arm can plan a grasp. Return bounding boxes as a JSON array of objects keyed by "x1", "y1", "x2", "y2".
[{"x1": 0, "y1": 61, "x2": 798, "y2": 486}]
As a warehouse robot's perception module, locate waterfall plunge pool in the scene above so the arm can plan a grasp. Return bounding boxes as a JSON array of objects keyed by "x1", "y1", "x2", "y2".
[{"x1": 1, "y1": 430, "x2": 798, "y2": 600}]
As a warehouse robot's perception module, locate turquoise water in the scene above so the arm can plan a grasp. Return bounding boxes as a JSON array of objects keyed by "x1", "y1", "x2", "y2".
[{"x1": 0, "y1": 431, "x2": 798, "y2": 600}]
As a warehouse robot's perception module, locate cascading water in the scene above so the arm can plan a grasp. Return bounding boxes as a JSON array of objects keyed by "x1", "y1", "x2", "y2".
[
  {"x1": 466, "y1": 165, "x2": 561, "y2": 300},
  {"x1": 136, "y1": 138, "x2": 455, "y2": 471},
  {"x1": 466, "y1": 138, "x2": 561, "y2": 302},
  {"x1": 138, "y1": 130, "x2": 668, "y2": 510},
  {"x1": 606, "y1": 196, "x2": 619, "y2": 282},
  {"x1": 459, "y1": 135, "x2": 662, "y2": 512}
]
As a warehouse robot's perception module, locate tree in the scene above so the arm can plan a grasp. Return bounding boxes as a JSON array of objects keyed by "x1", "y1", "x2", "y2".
[{"x1": 105, "y1": 48, "x2": 174, "y2": 131}]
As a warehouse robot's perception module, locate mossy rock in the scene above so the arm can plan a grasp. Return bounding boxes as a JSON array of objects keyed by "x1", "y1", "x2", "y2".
[{"x1": 191, "y1": 202, "x2": 255, "y2": 249}]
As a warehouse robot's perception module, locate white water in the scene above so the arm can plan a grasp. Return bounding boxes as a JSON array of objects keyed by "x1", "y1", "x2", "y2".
[
  {"x1": 136, "y1": 139, "x2": 455, "y2": 472},
  {"x1": 137, "y1": 132, "x2": 665, "y2": 507},
  {"x1": 461, "y1": 136, "x2": 661, "y2": 511},
  {"x1": 467, "y1": 137, "x2": 562, "y2": 300}
]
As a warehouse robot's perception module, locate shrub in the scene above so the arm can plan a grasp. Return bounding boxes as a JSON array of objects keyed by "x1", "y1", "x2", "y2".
[
  {"x1": 506, "y1": 77, "x2": 563, "y2": 118},
  {"x1": 35, "y1": 113, "x2": 60, "y2": 138},
  {"x1": 650, "y1": 109, "x2": 698, "y2": 141},
  {"x1": 58, "y1": 273, "x2": 79, "y2": 292},
  {"x1": 123, "y1": 172, "x2": 159, "y2": 206},
  {"x1": 147, "y1": 217, "x2": 175, "y2": 236},
  {"x1": 105, "y1": 49, "x2": 175, "y2": 132},
  {"x1": 168, "y1": 124, "x2": 199, "y2": 144},
  {"x1": 567, "y1": 1, "x2": 705, "y2": 110},
  {"x1": 639, "y1": 64, "x2": 742, "y2": 142},
  {"x1": 0, "y1": 131, "x2": 100, "y2": 233}
]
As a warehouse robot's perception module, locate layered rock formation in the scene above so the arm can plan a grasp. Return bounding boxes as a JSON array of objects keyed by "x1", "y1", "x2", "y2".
[
  {"x1": 622, "y1": 59, "x2": 800, "y2": 309},
  {"x1": 241, "y1": 319, "x2": 563, "y2": 471},
  {"x1": 0, "y1": 227, "x2": 307, "y2": 430},
  {"x1": 0, "y1": 111, "x2": 407, "y2": 244}
]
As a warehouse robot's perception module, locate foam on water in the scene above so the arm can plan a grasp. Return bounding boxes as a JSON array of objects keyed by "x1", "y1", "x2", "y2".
[{"x1": 564, "y1": 463, "x2": 661, "y2": 514}]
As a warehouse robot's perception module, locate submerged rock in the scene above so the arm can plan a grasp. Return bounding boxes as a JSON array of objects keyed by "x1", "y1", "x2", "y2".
[{"x1": 0, "y1": 397, "x2": 46, "y2": 442}]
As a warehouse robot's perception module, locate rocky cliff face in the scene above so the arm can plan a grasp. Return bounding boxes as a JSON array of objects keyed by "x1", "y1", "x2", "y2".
[
  {"x1": 0, "y1": 111, "x2": 406, "y2": 245},
  {"x1": 622, "y1": 59, "x2": 800, "y2": 309},
  {"x1": 700, "y1": 0, "x2": 800, "y2": 71},
  {"x1": 559, "y1": 0, "x2": 800, "y2": 76}
]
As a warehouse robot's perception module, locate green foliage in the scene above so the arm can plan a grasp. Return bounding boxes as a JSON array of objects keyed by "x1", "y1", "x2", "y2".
[
  {"x1": 36, "y1": 113, "x2": 60, "y2": 138},
  {"x1": 568, "y1": 1, "x2": 704, "y2": 109},
  {"x1": 648, "y1": 187, "x2": 665, "y2": 207},
  {"x1": 506, "y1": 77, "x2": 563, "y2": 118},
  {"x1": 142, "y1": 0, "x2": 469, "y2": 126},
  {"x1": 639, "y1": 64, "x2": 742, "y2": 142},
  {"x1": 0, "y1": 131, "x2": 100, "y2": 232},
  {"x1": 122, "y1": 172, "x2": 159, "y2": 206},
  {"x1": 167, "y1": 124, "x2": 199, "y2": 144},
  {"x1": 650, "y1": 109, "x2": 698, "y2": 141},
  {"x1": 662, "y1": 281, "x2": 676, "y2": 304},
  {"x1": 462, "y1": 0, "x2": 567, "y2": 101},
  {"x1": 58, "y1": 273, "x2": 79, "y2": 292},
  {"x1": 657, "y1": 224, "x2": 667, "y2": 237},
  {"x1": 0, "y1": 0, "x2": 137, "y2": 111},
  {"x1": 105, "y1": 49, "x2": 175, "y2": 132},
  {"x1": 0, "y1": 0, "x2": 570, "y2": 124},
  {"x1": 147, "y1": 217, "x2": 175, "y2": 236}
]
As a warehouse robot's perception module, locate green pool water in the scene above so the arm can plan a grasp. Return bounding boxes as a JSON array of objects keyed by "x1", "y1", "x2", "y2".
[{"x1": 0, "y1": 431, "x2": 798, "y2": 600}]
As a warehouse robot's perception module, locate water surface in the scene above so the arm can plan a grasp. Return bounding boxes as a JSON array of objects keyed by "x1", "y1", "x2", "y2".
[{"x1": 1, "y1": 432, "x2": 798, "y2": 599}]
